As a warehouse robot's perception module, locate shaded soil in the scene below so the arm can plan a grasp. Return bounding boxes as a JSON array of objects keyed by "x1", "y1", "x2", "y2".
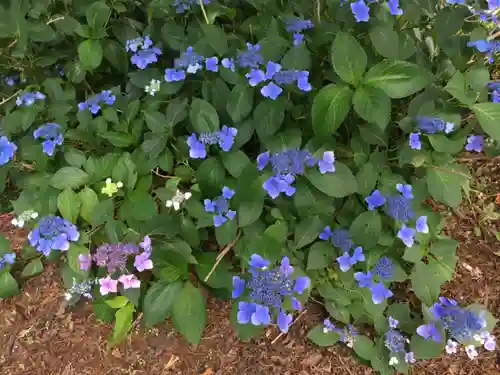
[{"x1": 1, "y1": 154, "x2": 499, "y2": 375}]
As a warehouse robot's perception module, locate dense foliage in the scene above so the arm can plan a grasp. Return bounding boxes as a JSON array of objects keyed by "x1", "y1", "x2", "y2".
[{"x1": 0, "y1": 0, "x2": 499, "y2": 372}]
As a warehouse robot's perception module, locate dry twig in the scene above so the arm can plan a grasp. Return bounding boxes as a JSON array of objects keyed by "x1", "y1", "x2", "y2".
[{"x1": 204, "y1": 230, "x2": 241, "y2": 282}]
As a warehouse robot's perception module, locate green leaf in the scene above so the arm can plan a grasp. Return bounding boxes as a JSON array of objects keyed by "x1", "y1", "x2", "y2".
[
  {"x1": 350, "y1": 211, "x2": 382, "y2": 249},
  {"x1": 305, "y1": 162, "x2": 357, "y2": 198},
  {"x1": 281, "y1": 43, "x2": 311, "y2": 70},
  {"x1": 221, "y1": 150, "x2": 250, "y2": 178},
  {"x1": 166, "y1": 98, "x2": 188, "y2": 128},
  {"x1": 226, "y1": 84, "x2": 253, "y2": 123},
  {"x1": 353, "y1": 335, "x2": 375, "y2": 361},
  {"x1": 426, "y1": 165, "x2": 468, "y2": 208},
  {"x1": 0, "y1": 272, "x2": 20, "y2": 298},
  {"x1": 196, "y1": 157, "x2": 226, "y2": 196},
  {"x1": 20, "y1": 258, "x2": 44, "y2": 278},
  {"x1": 67, "y1": 244, "x2": 89, "y2": 278},
  {"x1": 473, "y1": 102, "x2": 500, "y2": 141},
  {"x1": 120, "y1": 191, "x2": 157, "y2": 221},
  {"x1": 307, "y1": 325, "x2": 340, "y2": 347},
  {"x1": 253, "y1": 99, "x2": 286, "y2": 140},
  {"x1": 51, "y1": 167, "x2": 90, "y2": 190},
  {"x1": 385, "y1": 303, "x2": 416, "y2": 334},
  {"x1": 195, "y1": 252, "x2": 233, "y2": 289},
  {"x1": 428, "y1": 237, "x2": 457, "y2": 282},
  {"x1": 410, "y1": 334, "x2": 445, "y2": 359},
  {"x1": 143, "y1": 280, "x2": 183, "y2": 328},
  {"x1": 103, "y1": 40, "x2": 129, "y2": 73},
  {"x1": 352, "y1": 86, "x2": 391, "y2": 130},
  {"x1": 106, "y1": 296, "x2": 129, "y2": 309},
  {"x1": 86, "y1": 1, "x2": 110, "y2": 30},
  {"x1": 64, "y1": 148, "x2": 86, "y2": 167},
  {"x1": 307, "y1": 242, "x2": 333, "y2": 270},
  {"x1": 200, "y1": 24, "x2": 228, "y2": 55},
  {"x1": 295, "y1": 216, "x2": 324, "y2": 249},
  {"x1": 144, "y1": 111, "x2": 168, "y2": 133},
  {"x1": 57, "y1": 188, "x2": 81, "y2": 223},
  {"x1": 410, "y1": 262, "x2": 442, "y2": 306},
  {"x1": 330, "y1": 32, "x2": 367, "y2": 85},
  {"x1": 215, "y1": 218, "x2": 238, "y2": 247},
  {"x1": 444, "y1": 71, "x2": 477, "y2": 107},
  {"x1": 90, "y1": 199, "x2": 114, "y2": 226},
  {"x1": 364, "y1": 60, "x2": 432, "y2": 99},
  {"x1": 189, "y1": 98, "x2": 219, "y2": 133},
  {"x1": 311, "y1": 84, "x2": 352, "y2": 136},
  {"x1": 325, "y1": 301, "x2": 350, "y2": 325},
  {"x1": 78, "y1": 39, "x2": 103, "y2": 71},
  {"x1": 171, "y1": 282, "x2": 207, "y2": 345},
  {"x1": 369, "y1": 26, "x2": 400, "y2": 60},
  {"x1": 428, "y1": 134, "x2": 467, "y2": 154},
  {"x1": 356, "y1": 161, "x2": 379, "y2": 196},
  {"x1": 109, "y1": 303, "x2": 134, "y2": 346}
]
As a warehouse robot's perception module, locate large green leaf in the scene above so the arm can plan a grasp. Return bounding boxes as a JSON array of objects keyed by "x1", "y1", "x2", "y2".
[
  {"x1": 473, "y1": 102, "x2": 500, "y2": 141},
  {"x1": 311, "y1": 84, "x2": 352, "y2": 136},
  {"x1": 410, "y1": 262, "x2": 442, "y2": 306},
  {"x1": 352, "y1": 86, "x2": 391, "y2": 130},
  {"x1": 350, "y1": 211, "x2": 382, "y2": 249},
  {"x1": 78, "y1": 39, "x2": 103, "y2": 71},
  {"x1": 426, "y1": 164, "x2": 469, "y2": 208},
  {"x1": 330, "y1": 32, "x2": 367, "y2": 85},
  {"x1": 305, "y1": 162, "x2": 357, "y2": 198},
  {"x1": 0, "y1": 272, "x2": 20, "y2": 298},
  {"x1": 307, "y1": 325, "x2": 340, "y2": 347},
  {"x1": 57, "y1": 188, "x2": 81, "y2": 224},
  {"x1": 109, "y1": 303, "x2": 135, "y2": 346},
  {"x1": 171, "y1": 282, "x2": 207, "y2": 345},
  {"x1": 143, "y1": 280, "x2": 183, "y2": 328},
  {"x1": 51, "y1": 167, "x2": 90, "y2": 190},
  {"x1": 294, "y1": 216, "x2": 324, "y2": 249},
  {"x1": 226, "y1": 84, "x2": 253, "y2": 123},
  {"x1": 189, "y1": 98, "x2": 220, "y2": 133},
  {"x1": 364, "y1": 60, "x2": 432, "y2": 98}
]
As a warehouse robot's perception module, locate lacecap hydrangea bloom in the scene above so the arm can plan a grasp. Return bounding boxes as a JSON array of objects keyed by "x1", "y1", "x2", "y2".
[
  {"x1": 187, "y1": 125, "x2": 237, "y2": 159},
  {"x1": 319, "y1": 226, "x2": 354, "y2": 252},
  {"x1": 353, "y1": 257, "x2": 397, "y2": 304},
  {"x1": 204, "y1": 186, "x2": 237, "y2": 227},
  {"x1": 28, "y1": 216, "x2": 80, "y2": 256},
  {"x1": 33, "y1": 123, "x2": 64, "y2": 156},
  {"x1": 323, "y1": 319, "x2": 358, "y2": 348},
  {"x1": 16, "y1": 91, "x2": 45, "y2": 106},
  {"x1": 232, "y1": 255, "x2": 310, "y2": 333},
  {"x1": 145, "y1": 79, "x2": 161, "y2": 96},
  {"x1": 78, "y1": 90, "x2": 116, "y2": 114},
  {"x1": 257, "y1": 149, "x2": 335, "y2": 198},
  {"x1": 384, "y1": 316, "x2": 416, "y2": 366},
  {"x1": 64, "y1": 278, "x2": 95, "y2": 303},
  {"x1": 0, "y1": 136, "x2": 17, "y2": 166},
  {"x1": 125, "y1": 35, "x2": 162, "y2": 70},
  {"x1": 165, "y1": 46, "x2": 219, "y2": 82},
  {"x1": 408, "y1": 117, "x2": 455, "y2": 150}
]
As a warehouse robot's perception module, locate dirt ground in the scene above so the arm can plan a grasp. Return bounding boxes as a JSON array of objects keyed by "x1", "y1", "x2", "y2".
[{"x1": 0, "y1": 155, "x2": 499, "y2": 375}]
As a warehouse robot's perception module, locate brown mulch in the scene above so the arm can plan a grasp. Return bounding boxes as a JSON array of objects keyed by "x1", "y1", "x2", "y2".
[{"x1": 0, "y1": 155, "x2": 499, "y2": 375}]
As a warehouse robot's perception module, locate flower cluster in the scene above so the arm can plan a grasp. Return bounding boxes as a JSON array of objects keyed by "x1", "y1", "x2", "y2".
[
  {"x1": 64, "y1": 278, "x2": 95, "y2": 303},
  {"x1": 233, "y1": 255, "x2": 310, "y2": 333},
  {"x1": 319, "y1": 226, "x2": 354, "y2": 252},
  {"x1": 145, "y1": 79, "x2": 161, "y2": 96},
  {"x1": 33, "y1": 123, "x2": 64, "y2": 156},
  {"x1": 257, "y1": 149, "x2": 335, "y2": 198},
  {"x1": 354, "y1": 257, "x2": 394, "y2": 304},
  {"x1": 99, "y1": 274, "x2": 141, "y2": 295},
  {"x1": 465, "y1": 135, "x2": 484, "y2": 153},
  {"x1": 0, "y1": 252, "x2": 16, "y2": 270},
  {"x1": 166, "y1": 189, "x2": 192, "y2": 211},
  {"x1": 416, "y1": 298, "x2": 495, "y2": 349},
  {"x1": 172, "y1": 0, "x2": 213, "y2": 13},
  {"x1": 11, "y1": 210, "x2": 39, "y2": 228},
  {"x1": 204, "y1": 186, "x2": 236, "y2": 227},
  {"x1": 28, "y1": 216, "x2": 80, "y2": 256},
  {"x1": 409, "y1": 116, "x2": 455, "y2": 150},
  {"x1": 187, "y1": 125, "x2": 237, "y2": 159},
  {"x1": 323, "y1": 319, "x2": 358, "y2": 348},
  {"x1": 125, "y1": 35, "x2": 162, "y2": 70},
  {"x1": 244, "y1": 60, "x2": 312, "y2": 100},
  {"x1": 350, "y1": 0, "x2": 402, "y2": 23},
  {"x1": 78, "y1": 90, "x2": 116, "y2": 114},
  {"x1": 384, "y1": 317, "x2": 416, "y2": 366},
  {"x1": 336, "y1": 246, "x2": 365, "y2": 272},
  {"x1": 467, "y1": 40, "x2": 500, "y2": 63},
  {"x1": 488, "y1": 81, "x2": 500, "y2": 103},
  {"x1": 165, "y1": 46, "x2": 218, "y2": 82},
  {"x1": 101, "y1": 178, "x2": 123, "y2": 197},
  {"x1": 16, "y1": 91, "x2": 45, "y2": 107},
  {"x1": 285, "y1": 18, "x2": 314, "y2": 46},
  {"x1": 0, "y1": 136, "x2": 17, "y2": 166}
]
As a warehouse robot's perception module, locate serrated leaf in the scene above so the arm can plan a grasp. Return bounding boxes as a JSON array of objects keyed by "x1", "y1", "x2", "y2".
[
  {"x1": 171, "y1": 282, "x2": 207, "y2": 345},
  {"x1": 143, "y1": 280, "x2": 183, "y2": 328},
  {"x1": 311, "y1": 84, "x2": 352, "y2": 136}
]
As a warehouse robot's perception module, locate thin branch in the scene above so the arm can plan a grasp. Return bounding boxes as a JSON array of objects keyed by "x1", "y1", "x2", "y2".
[
  {"x1": 46, "y1": 16, "x2": 65, "y2": 25},
  {"x1": 198, "y1": 0, "x2": 210, "y2": 24},
  {"x1": 0, "y1": 90, "x2": 21, "y2": 106},
  {"x1": 204, "y1": 230, "x2": 241, "y2": 282},
  {"x1": 271, "y1": 309, "x2": 308, "y2": 344}
]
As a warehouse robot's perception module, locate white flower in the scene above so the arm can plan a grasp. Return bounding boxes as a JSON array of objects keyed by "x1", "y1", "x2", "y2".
[
  {"x1": 11, "y1": 210, "x2": 39, "y2": 228},
  {"x1": 145, "y1": 79, "x2": 161, "y2": 96},
  {"x1": 166, "y1": 189, "x2": 192, "y2": 211},
  {"x1": 473, "y1": 334, "x2": 484, "y2": 344},
  {"x1": 389, "y1": 357, "x2": 399, "y2": 366},
  {"x1": 445, "y1": 339, "x2": 458, "y2": 354},
  {"x1": 465, "y1": 345, "x2": 478, "y2": 360}
]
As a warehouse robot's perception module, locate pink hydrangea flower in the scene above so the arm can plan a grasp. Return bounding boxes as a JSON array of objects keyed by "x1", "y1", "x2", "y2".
[
  {"x1": 99, "y1": 276, "x2": 118, "y2": 295},
  {"x1": 134, "y1": 252, "x2": 153, "y2": 272},
  {"x1": 118, "y1": 274, "x2": 141, "y2": 289}
]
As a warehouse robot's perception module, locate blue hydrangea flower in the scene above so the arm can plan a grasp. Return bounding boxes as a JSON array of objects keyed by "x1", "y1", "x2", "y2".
[
  {"x1": 318, "y1": 151, "x2": 335, "y2": 174},
  {"x1": 205, "y1": 57, "x2": 219, "y2": 72},
  {"x1": 237, "y1": 43, "x2": 264, "y2": 68},
  {"x1": 373, "y1": 256, "x2": 394, "y2": 280},
  {"x1": 465, "y1": 135, "x2": 484, "y2": 153},
  {"x1": 409, "y1": 132, "x2": 422, "y2": 150},
  {"x1": 261, "y1": 82, "x2": 283, "y2": 100},
  {"x1": 246, "y1": 69, "x2": 266, "y2": 87},
  {"x1": 204, "y1": 186, "x2": 236, "y2": 227},
  {"x1": 173, "y1": 0, "x2": 213, "y2": 13},
  {"x1": 262, "y1": 174, "x2": 296, "y2": 199},
  {"x1": 78, "y1": 90, "x2": 116, "y2": 114},
  {"x1": 354, "y1": 271, "x2": 373, "y2": 288},
  {"x1": 285, "y1": 19, "x2": 314, "y2": 33},
  {"x1": 165, "y1": 68, "x2": 186, "y2": 82},
  {"x1": 336, "y1": 246, "x2": 365, "y2": 272},
  {"x1": 33, "y1": 123, "x2": 63, "y2": 156},
  {"x1": 416, "y1": 216, "x2": 429, "y2": 233},
  {"x1": 175, "y1": 46, "x2": 204, "y2": 74},
  {"x1": 397, "y1": 224, "x2": 416, "y2": 247},
  {"x1": 389, "y1": 316, "x2": 399, "y2": 329},
  {"x1": 417, "y1": 117, "x2": 447, "y2": 134},
  {"x1": 351, "y1": 0, "x2": 370, "y2": 22},
  {"x1": 489, "y1": 82, "x2": 500, "y2": 103},
  {"x1": 233, "y1": 255, "x2": 310, "y2": 333},
  {"x1": 16, "y1": 91, "x2": 45, "y2": 107},
  {"x1": 323, "y1": 318, "x2": 338, "y2": 333},
  {"x1": 387, "y1": 0, "x2": 403, "y2": 15},
  {"x1": 396, "y1": 184, "x2": 413, "y2": 199},
  {"x1": 365, "y1": 190, "x2": 386, "y2": 210},
  {"x1": 417, "y1": 322, "x2": 442, "y2": 342},
  {"x1": 187, "y1": 126, "x2": 238, "y2": 159},
  {"x1": 369, "y1": 282, "x2": 393, "y2": 304},
  {"x1": 0, "y1": 253, "x2": 16, "y2": 270},
  {"x1": 131, "y1": 48, "x2": 162, "y2": 69},
  {"x1": 385, "y1": 329, "x2": 407, "y2": 353},
  {"x1": 386, "y1": 194, "x2": 415, "y2": 222},
  {"x1": 467, "y1": 40, "x2": 500, "y2": 63},
  {"x1": 0, "y1": 136, "x2": 17, "y2": 166},
  {"x1": 221, "y1": 57, "x2": 235, "y2": 72},
  {"x1": 28, "y1": 216, "x2": 80, "y2": 256}
]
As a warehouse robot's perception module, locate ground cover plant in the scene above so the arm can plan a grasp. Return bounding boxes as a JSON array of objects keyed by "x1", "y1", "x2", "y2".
[{"x1": 0, "y1": 0, "x2": 499, "y2": 373}]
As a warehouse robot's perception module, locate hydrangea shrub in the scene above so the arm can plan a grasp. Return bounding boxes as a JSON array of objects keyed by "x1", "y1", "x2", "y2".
[{"x1": 0, "y1": 0, "x2": 498, "y2": 371}]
